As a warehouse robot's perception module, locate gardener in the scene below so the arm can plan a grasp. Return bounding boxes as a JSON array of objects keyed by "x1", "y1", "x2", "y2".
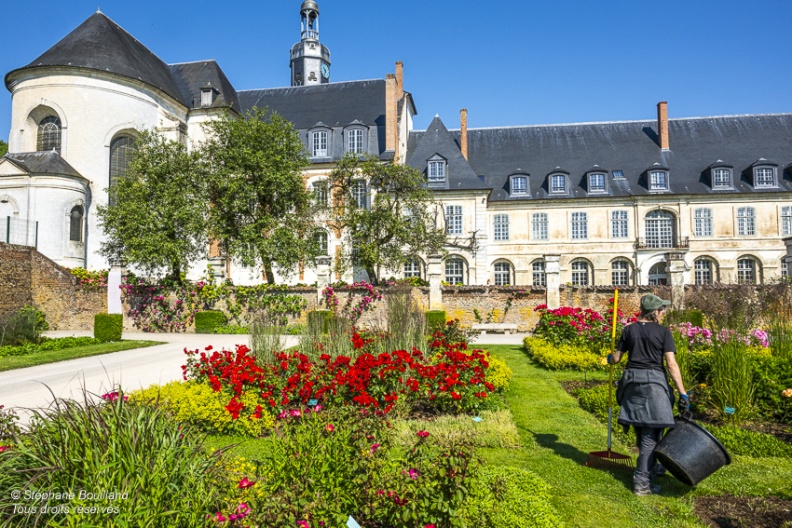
[{"x1": 607, "y1": 293, "x2": 689, "y2": 496}]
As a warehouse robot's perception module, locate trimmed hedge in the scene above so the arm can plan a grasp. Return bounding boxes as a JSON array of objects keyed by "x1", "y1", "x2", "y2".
[
  {"x1": 0, "y1": 336, "x2": 101, "y2": 358},
  {"x1": 523, "y1": 337, "x2": 606, "y2": 371},
  {"x1": 194, "y1": 310, "x2": 228, "y2": 334},
  {"x1": 425, "y1": 310, "x2": 447, "y2": 331},
  {"x1": 94, "y1": 314, "x2": 123, "y2": 342}
]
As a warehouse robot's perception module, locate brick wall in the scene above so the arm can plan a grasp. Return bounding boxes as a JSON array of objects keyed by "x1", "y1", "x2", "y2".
[{"x1": 0, "y1": 243, "x2": 33, "y2": 316}]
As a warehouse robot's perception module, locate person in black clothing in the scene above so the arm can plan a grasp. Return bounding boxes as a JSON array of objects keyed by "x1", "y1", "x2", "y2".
[{"x1": 607, "y1": 294, "x2": 689, "y2": 496}]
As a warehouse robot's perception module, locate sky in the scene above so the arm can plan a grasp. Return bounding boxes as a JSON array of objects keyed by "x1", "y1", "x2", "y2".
[{"x1": 1, "y1": 0, "x2": 791, "y2": 142}]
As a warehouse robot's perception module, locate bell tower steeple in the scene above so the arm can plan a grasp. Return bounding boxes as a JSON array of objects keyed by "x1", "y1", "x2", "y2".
[{"x1": 290, "y1": 0, "x2": 331, "y2": 86}]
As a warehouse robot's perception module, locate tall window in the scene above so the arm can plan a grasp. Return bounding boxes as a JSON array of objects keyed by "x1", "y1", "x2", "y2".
[
  {"x1": 737, "y1": 258, "x2": 758, "y2": 284},
  {"x1": 648, "y1": 263, "x2": 668, "y2": 285},
  {"x1": 611, "y1": 210, "x2": 628, "y2": 238},
  {"x1": 311, "y1": 130, "x2": 328, "y2": 157},
  {"x1": 445, "y1": 205, "x2": 462, "y2": 235},
  {"x1": 494, "y1": 262, "x2": 511, "y2": 286},
  {"x1": 532, "y1": 213, "x2": 548, "y2": 240},
  {"x1": 649, "y1": 170, "x2": 668, "y2": 190},
  {"x1": 351, "y1": 180, "x2": 368, "y2": 209},
  {"x1": 754, "y1": 167, "x2": 775, "y2": 187},
  {"x1": 712, "y1": 168, "x2": 731, "y2": 189},
  {"x1": 346, "y1": 129, "x2": 364, "y2": 154},
  {"x1": 589, "y1": 173, "x2": 606, "y2": 193},
  {"x1": 694, "y1": 258, "x2": 715, "y2": 285},
  {"x1": 550, "y1": 174, "x2": 566, "y2": 193},
  {"x1": 37, "y1": 116, "x2": 62, "y2": 153},
  {"x1": 571, "y1": 260, "x2": 590, "y2": 286},
  {"x1": 611, "y1": 260, "x2": 630, "y2": 286},
  {"x1": 645, "y1": 210, "x2": 674, "y2": 248},
  {"x1": 445, "y1": 258, "x2": 464, "y2": 285},
  {"x1": 737, "y1": 207, "x2": 756, "y2": 236},
  {"x1": 109, "y1": 135, "x2": 136, "y2": 206},
  {"x1": 532, "y1": 260, "x2": 546, "y2": 287},
  {"x1": 404, "y1": 258, "x2": 422, "y2": 279},
  {"x1": 315, "y1": 231, "x2": 328, "y2": 254},
  {"x1": 312, "y1": 180, "x2": 329, "y2": 207},
  {"x1": 571, "y1": 212, "x2": 587, "y2": 240},
  {"x1": 694, "y1": 208, "x2": 713, "y2": 237},
  {"x1": 781, "y1": 206, "x2": 792, "y2": 236},
  {"x1": 511, "y1": 176, "x2": 527, "y2": 195},
  {"x1": 782, "y1": 259, "x2": 789, "y2": 279},
  {"x1": 69, "y1": 205, "x2": 83, "y2": 242},
  {"x1": 493, "y1": 214, "x2": 509, "y2": 241},
  {"x1": 428, "y1": 160, "x2": 446, "y2": 182}
]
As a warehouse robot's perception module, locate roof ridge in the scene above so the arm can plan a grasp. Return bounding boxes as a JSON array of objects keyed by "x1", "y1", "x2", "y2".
[
  {"x1": 238, "y1": 78, "x2": 385, "y2": 93},
  {"x1": 169, "y1": 59, "x2": 218, "y2": 66}
]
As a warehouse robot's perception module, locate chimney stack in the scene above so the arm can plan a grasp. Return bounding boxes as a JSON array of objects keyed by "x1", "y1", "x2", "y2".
[
  {"x1": 395, "y1": 61, "x2": 404, "y2": 99},
  {"x1": 657, "y1": 101, "x2": 669, "y2": 150},
  {"x1": 460, "y1": 108, "x2": 468, "y2": 160}
]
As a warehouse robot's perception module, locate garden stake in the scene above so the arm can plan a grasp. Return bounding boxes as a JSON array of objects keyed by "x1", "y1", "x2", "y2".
[{"x1": 586, "y1": 289, "x2": 634, "y2": 472}]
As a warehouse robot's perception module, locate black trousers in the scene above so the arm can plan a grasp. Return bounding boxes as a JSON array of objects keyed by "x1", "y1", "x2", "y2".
[{"x1": 634, "y1": 426, "x2": 664, "y2": 488}]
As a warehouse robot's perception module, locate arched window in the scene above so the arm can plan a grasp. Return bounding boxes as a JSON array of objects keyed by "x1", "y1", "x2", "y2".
[
  {"x1": 37, "y1": 116, "x2": 62, "y2": 153},
  {"x1": 493, "y1": 261, "x2": 512, "y2": 286},
  {"x1": 737, "y1": 257, "x2": 761, "y2": 284},
  {"x1": 109, "y1": 135, "x2": 136, "y2": 205},
  {"x1": 648, "y1": 262, "x2": 668, "y2": 285},
  {"x1": 611, "y1": 259, "x2": 632, "y2": 286},
  {"x1": 694, "y1": 257, "x2": 718, "y2": 285},
  {"x1": 645, "y1": 210, "x2": 675, "y2": 248},
  {"x1": 571, "y1": 260, "x2": 590, "y2": 286},
  {"x1": 532, "y1": 260, "x2": 546, "y2": 287},
  {"x1": 445, "y1": 257, "x2": 465, "y2": 285},
  {"x1": 69, "y1": 205, "x2": 83, "y2": 242},
  {"x1": 404, "y1": 258, "x2": 423, "y2": 279}
]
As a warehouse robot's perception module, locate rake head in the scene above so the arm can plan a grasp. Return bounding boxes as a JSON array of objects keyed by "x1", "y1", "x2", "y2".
[{"x1": 586, "y1": 449, "x2": 634, "y2": 472}]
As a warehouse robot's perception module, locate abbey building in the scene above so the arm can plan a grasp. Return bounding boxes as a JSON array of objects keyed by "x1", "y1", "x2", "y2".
[{"x1": 2, "y1": 2, "x2": 790, "y2": 287}]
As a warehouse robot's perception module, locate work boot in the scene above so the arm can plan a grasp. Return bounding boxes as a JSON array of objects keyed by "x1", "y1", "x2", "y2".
[
  {"x1": 652, "y1": 463, "x2": 667, "y2": 479},
  {"x1": 633, "y1": 483, "x2": 661, "y2": 496}
]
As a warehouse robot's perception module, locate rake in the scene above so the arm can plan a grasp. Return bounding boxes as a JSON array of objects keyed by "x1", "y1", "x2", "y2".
[{"x1": 586, "y1": 289, "x2": 634, "y2": 471}]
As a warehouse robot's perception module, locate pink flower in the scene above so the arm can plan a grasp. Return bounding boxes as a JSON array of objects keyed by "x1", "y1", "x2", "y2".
[
  {"x1": 290, "y1": 409, "x2": 303, "y2": 417},
  {"x1": 0, "y1": 445, "x2": 10, "y2": 453},
  {"x1": 417, "y1": 430, "x2": 430, "y2": 438},
  {"x1": 370, "y1": 443, "x2": 381, "y2": 453},
  {"x1": 298, "y1": 521, "x2": 309, "y2": 528},
  {"x1": 238, "y1": 477, "x2": 256, "y2": 489},
  {"x1": 325, "y1": 423, "x2": 335, "y2": 433}
]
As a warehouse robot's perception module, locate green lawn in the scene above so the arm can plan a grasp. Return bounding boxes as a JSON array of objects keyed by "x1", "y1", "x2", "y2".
[
  {"x1": 479, "y1": 344, "x2": 792, "y2": 528},
  {"x1": 0, "y1": 340, "x2": 164, "y2": 371}
]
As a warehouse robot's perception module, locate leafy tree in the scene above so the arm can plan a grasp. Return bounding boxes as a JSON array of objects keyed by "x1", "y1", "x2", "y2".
[
  {"x1": 0, "y1": 140, "x2": 8, "y2": 157},
  {"x1": 202, "y1": 108, "x2": 317, "y2": 284},
  {"x1": 328, "y1": 154, "x2": 447, "y2": 284},
  {"x1": 97, "y1": 131, "x2": 208, "y2": 282}
]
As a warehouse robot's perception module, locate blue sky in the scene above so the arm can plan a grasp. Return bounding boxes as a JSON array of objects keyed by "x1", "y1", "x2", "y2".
[{"x1": 2, "y1": 0, "x2": 791, "y2": 142}]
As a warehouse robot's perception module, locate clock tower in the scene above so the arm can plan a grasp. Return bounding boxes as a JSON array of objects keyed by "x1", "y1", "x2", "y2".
[{"x1": 290, "y1": 0, "x2": 331, "y2": 86}]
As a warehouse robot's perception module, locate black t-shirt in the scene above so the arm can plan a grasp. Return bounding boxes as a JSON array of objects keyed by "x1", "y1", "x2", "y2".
[{"x1": 616, "y1": 321, "x2": 676, "y2": 372}]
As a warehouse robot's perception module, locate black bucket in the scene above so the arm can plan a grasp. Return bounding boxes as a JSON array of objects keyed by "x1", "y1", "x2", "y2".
[{"x1": 653, "y1": 414, "x2": 731, "y2": 486}]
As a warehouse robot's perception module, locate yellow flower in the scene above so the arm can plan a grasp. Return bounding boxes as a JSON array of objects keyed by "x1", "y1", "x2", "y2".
[
  {"x1": 699, "y1": 383, "x2": 707, "y2": 388},
  {"x1": 782, "y1": 388, "x2": 792, "y2": 399}
]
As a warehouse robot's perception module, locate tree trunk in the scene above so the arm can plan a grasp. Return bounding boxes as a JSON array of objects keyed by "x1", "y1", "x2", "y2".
[
  {"x1": 170, "y1": 261, "x2": 182, "y2": 284},
  {"x1": 366, "y1": 265, "x2": 379, "y2": 285},
  {"x1": 263, "y1": 259, "x2": 276, "y2": 284}
]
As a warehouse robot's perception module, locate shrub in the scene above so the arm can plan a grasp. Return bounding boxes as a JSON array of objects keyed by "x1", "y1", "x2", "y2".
[
  {"x1": 94, "y1": 313, "x2": 123, "y2": 342},
  {"x1": 710, "y1": 340, "x2": 755, "y2": 424},
  {"x1": 486, "y1": 355, "x2": 512, "y2": 391},
  {"x1": 0, "y1": 306, "x2": 49, "y2": 346},
  {"x1": 460, "y1": 466, "x2": 564, "y2": 528},
  {"x1": 195, "y1": 310, "x2": 228, "y2": 333},
  {"x1": 425, "y1": 310, "x2": 446, "y2": 332},
  {"x1": 0, "y1": 336, "x2": 101, "y2": 358},
  {"x1": 752, "y1": 355, "x2": 792, "y2": 425},
  {"x1": 708, "y1": 424, "x2": 792, "y2": 458},
  {"x1": 533, "y1": 304, "x2": 620, "y2": 352},
  {"x1": 130, "y1": 381, "x2": 274, "y2": 437},
  {"x1": 523, "y1": 337, "x2": 606, "y2": 371},
  {"x1": 0, "y1": 405, "x2": 19, "y2": 442},
  {"x1": 0, "y1": 390, "x2": 224, "y2": 525}
]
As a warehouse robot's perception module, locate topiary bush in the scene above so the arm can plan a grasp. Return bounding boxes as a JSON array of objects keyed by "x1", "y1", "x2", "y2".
[
  {"x1": 195, "y1": 310, "x2": 228, "y2": 334},
  {"x1": 523, "y1": 337, "x2": 606, "y2": 371},
  {"x1": 94, "y1": 313, "x2": 123, "y2": 342},
  {"x1": 425, "y1": 310, "x2": 447, "y2": 332}
]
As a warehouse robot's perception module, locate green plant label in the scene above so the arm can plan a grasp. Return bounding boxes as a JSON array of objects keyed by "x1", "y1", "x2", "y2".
[
  {"x1": 347, "y1": 516, "x2": 361, "y2": 528},
  {"x1": 308, "y1": 399, "x2": 318, "y2": 406},
  {"x1": 724, "y1": 406, "x2": 735, "y2": 414},
  {"x1": 472, "y1": 416, "x2": 483, "y2": 422}
]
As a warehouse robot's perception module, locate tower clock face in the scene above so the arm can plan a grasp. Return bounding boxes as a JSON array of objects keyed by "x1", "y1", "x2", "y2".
[{"x1": 320, "y1": 63, "x2": 330, "y2": 79}]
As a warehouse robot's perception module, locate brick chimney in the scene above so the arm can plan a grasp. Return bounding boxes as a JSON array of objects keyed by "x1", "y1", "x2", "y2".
[
  {"x1": 657, "y1": 101, "x2": 669, "y2": 150},
  {"x1": 460, "y1": 109, "x2": 469, "y2": 160},
  {"x1": 395, "y1": 61, "x2": 404, "y2": 99},
  {"x1": 385, "y1": 73, "x2": 397, "y2": 154}
]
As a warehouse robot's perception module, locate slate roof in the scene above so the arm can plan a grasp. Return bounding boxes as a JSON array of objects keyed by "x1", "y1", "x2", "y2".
[
  {"x1": 406, "y1": 116, "x2": 489, "y2": 191},
  {"x1": 6, "y1": 12, "x2": 185, "y2": 104},
  {"x1": 2, "y1": 152, "x2": 85, "y2": 180},
  {"x1": 409, "y1": 114, "x2": 792, "y2": 201},
  {"x1": 169, "y1": 61, "x2": 240, "y2": 112}
]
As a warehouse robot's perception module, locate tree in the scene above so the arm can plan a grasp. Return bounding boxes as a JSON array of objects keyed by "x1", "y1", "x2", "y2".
[
  {"x1": 97, "y1": 131, "x2": 208, "y2": 282},
  {"x1": 328, "y1": 154, "x2": 447, "y2": 284},
  {"x1": 0, "y1": 140, "x2": 7, "y2": 157},
  {"x1": 202, "y1": 107, "x2": 317, "y2": 284}
]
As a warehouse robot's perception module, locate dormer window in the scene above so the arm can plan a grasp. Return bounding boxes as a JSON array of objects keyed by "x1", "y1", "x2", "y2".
[
  {"x1": 753, "y1": 163, "x2": 777, "y2": 188},
  {"x1": 200, "y1": 87, "x2": 217, "y2": 107},
  {"x1": 311, "y1": 129, "x2": 329, "y2": 157},
  {"x1": 428, "y1": 155, "x2": 447, "y2": 183},
  {"x1": 549, "y1": 173, "x2": 567, "y2": 194},
  {"x1": 612, "y1": 170, "x2": 625, "y2": 179},
  {"x1": 510, "y1": 175, "x2": 528, "y2": 196},
  {"x1": 345, "y1": 125, "x2": 367, "y2": 154},
  {"x1": 588, "y1": 172, "x2": 606, "y2": 193},
  {"x1": 649, "y1": 170, "x2": 668, "y2": 191},
  {"x1": 712, "y1": 167, "x2": 732, "y2": 189}
]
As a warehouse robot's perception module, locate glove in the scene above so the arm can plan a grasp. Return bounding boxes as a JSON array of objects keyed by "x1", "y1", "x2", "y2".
[{"x1": 677, "y1": 394, "x2": 690, "y2": 414}]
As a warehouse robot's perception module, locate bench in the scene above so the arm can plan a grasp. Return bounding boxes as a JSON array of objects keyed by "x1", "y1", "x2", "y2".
[{"x1": 471, "y1": 323, "x2": 519, "y2": 335}]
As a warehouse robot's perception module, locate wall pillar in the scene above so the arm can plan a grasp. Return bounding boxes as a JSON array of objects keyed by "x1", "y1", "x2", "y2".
[
  {"x1": 316, "y1": 256, "x2": 331, "y2": 306},
  {"x1": 428, "y1": 254, "x2": 443, "y2": 310},
  {"x1": 107, "y1": 258, "x2": 124, "y2": 314},
  {"x1": 544, "y1": 255, "x2": 561, "y2": 309},
  {"x1": 785, "y1": 237, "x2": 792, "y2": 273},
  {"x1": 666, "y1": 252, "x2": 688, "y2": 309}
]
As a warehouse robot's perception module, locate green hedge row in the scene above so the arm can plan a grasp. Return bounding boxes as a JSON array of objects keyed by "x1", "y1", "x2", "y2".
[
  {"x1": 194, "y1": 311, "x2": 228, "y2": 334},
  {"x1": 94, "y1": 314, "x2": 123, "y2": 342},
  {"x1": 0, "y1": 337, "x2": 101, "y2": 358}
]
